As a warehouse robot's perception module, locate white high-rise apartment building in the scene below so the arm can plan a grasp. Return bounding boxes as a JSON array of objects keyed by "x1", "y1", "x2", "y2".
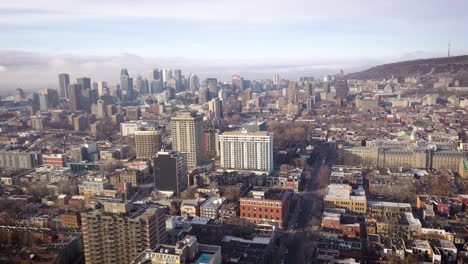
[{"x1": 219, "y1": 130, "x2": 274, "y2": 173}]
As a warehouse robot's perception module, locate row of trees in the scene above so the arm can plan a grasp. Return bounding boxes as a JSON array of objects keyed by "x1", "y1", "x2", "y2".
[{"x1": 268, "y1": 121, "x2": 315, "y2": 147}]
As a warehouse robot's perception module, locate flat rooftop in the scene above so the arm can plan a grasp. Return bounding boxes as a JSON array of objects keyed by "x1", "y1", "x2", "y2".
[
  {"x1": 242, "y1": 188, "x2": 289, "y2": 201},
  {"x1": 221, "y1": 131, "x2": 271, "y2": 137},
  {"x1": 367, "y1": 201, "x2": 411, "y2": 208},
  {"x1": 195, "y1": 253, "x2": 215, "y2": 264},
  {"x1": 325, "y1": 184, "x2": 366, "y2": 201}
]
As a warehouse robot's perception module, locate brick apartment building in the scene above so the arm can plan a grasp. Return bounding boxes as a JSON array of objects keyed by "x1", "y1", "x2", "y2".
[{"x1": 240, "y1": 188, "x2": 292, "y2": 228}]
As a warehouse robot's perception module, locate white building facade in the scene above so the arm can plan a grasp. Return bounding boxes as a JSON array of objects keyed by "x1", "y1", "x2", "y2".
[{"x1": 219, "y1": 130, "x2": 274, "y2": 173}]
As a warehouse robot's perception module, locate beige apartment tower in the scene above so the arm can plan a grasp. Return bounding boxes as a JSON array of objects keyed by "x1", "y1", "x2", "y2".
[
  {"x1": 81, "y1": 201, "x2": 168, "y2": 264},
  {"x1": 134, "y1": 128, "x2": 162, "y2": 159},
  {"x1": 170, "y1": 111, "x2": 204, "y2": 168}
]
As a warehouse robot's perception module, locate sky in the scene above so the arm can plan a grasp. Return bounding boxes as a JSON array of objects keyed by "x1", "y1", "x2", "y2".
[{"x1": 1, "y1": 0, "x2": 468, "y2": 92}]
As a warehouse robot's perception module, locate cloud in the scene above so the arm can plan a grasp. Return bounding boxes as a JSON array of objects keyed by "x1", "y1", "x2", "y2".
[
  {"x1": 1, "y1": 47, "x2": 465, "y2": 95},
  {"x1": 1, "y1": 0, "x2": 467, "y2": 28},
  {"x1": 0, "y1": 49, "x2": 383, "y2": 93}
]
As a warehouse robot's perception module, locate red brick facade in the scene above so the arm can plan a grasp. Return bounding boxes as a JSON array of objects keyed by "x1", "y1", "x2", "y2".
[{"x1": 240, "y1": 190, "x2": 291, "y2": 228}]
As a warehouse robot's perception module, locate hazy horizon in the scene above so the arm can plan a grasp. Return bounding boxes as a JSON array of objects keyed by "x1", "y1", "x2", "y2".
[{"x1": 1, "y1": 0, "x2": 468, "y2": 92}]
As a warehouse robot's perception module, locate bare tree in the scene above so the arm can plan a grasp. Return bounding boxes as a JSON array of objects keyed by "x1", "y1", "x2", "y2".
[
  {"x1": 100, "y1": 158, "x2": 123, "y2": 172},
  {"x1": 222, "y1": 186, "x2": 241, "y2": 202},
  {"x1": 169, "y1": 201, "x2": 180, "y2": 215},
  {"x1": 57, "y1": 179, "x2": 78, "y2": 195},
  {"x1": 317, "y1": 166, "x2": 331, "y2": 187},
  {"x1": 180, "y1": 187, "x2": 197, "y2": 199},
  {"x1": 426, "y1": 175, "x2": 451, "y2": 196},
  {"x1": 26, "y1": 182, "x2": 51, "y2": 201}
]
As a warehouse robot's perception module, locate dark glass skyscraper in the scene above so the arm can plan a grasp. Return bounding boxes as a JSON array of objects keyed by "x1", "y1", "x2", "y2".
[
  {"x1": 76, "y1": 77, "x2": 91, "y2": 90},
  {"x1": 58, "y1": 73, "x2": 70, "y2": 99},
  {"x1": 120, "y1": 69, "x2": 134, "y2": 100},
  {"x1": 153, "y1": 151, "x2": 188, "y2": 195},
  {"x1": 68, "y1": 84, "x2": 83, "y2": 112}
]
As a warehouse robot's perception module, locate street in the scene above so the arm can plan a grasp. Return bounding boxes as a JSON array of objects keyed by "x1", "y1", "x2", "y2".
[{"x1": 284, "y1": 156, "x2": 327, "y2": 264}]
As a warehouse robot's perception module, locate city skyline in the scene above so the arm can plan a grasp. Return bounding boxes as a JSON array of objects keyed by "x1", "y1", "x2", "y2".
[{"x1": 1, "y1": 0, "x2": 468, "y2": 91}]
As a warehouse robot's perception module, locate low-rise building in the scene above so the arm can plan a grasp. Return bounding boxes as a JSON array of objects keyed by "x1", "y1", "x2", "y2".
[
  {"x1": 240, "y1": 188, "x2": 291, "y2": 228},
  {"x1": 324, "y1": 184, "x2": 367, "y2": 214},
  {"x1": 60, "y1": 212, "x2": 81, "y2": 229},
  {"x1": 367, "y1": 201, "x2": 412, "y2": 218},
  {"x1": 42, "y1": 154, "x2": 66, "y2": 167},
  {"x1": 321, "y1": 211, "x2": 360, "y2": 238},
  {"x1": 180, "y1": 199, "x2": 205, "y2": 217},
  {"x1": 220, "y1": 202, "x2": 238, "y2": 221},
  {"x1": 131, "y1": 235, "x2": 221, "y2": 264},
  {"x1": 200, "y1": 197, "x2": 225, "y2": 219},
  {"x1": 0, "y1": 150, "x2": 40, "y2": 169},
  {"x1": 375, "y1": 212, "x2": 422, "y2": 240},
  {"x1": 221, "y1": 235, "x2": 273, "y2": 264}
]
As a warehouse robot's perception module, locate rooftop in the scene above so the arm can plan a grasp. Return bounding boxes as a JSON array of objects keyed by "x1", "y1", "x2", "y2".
[
  {"x1": 195, "y1": 253, "x2": 215, "y2": 264},
  {"x1": 367, "y1": 201, "x2": 411, "y2": 208},
  {"x1": 325, "y1": 184, "x2": 366, "y2": 201},
  {"x1": 201, "y1": 197, "x2": 225, "y2": 209},
  {"x1": 221, "y1": 131, "x2": 271, "y2": 137},
  {"x1": 242, "y1": 188, "x2": 289, "y2": 201}
]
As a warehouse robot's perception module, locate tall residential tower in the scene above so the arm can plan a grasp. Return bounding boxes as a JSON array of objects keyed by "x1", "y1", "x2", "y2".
[
  {"x1": 170, "y1": 111, "x2": 204, "y2": 168},
  {"x1": 219, "y1": 130, "x2": 274, "y2": 173}
]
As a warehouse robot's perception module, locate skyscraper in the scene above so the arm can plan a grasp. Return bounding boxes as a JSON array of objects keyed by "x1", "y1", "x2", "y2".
[
  {"x1": 170, "y1": 111, "x2": 204, "y2": 168},
  {"x1": 82, "y1": 201, "x2": 168, "y2": 264},
  {"x1": 58, "y1": 73, "x2": 70, "y2": 98},
  {"x1": 38, "y1": 94, "x2": 49, "y2": 112},
  {"x1": 97, "y1": 81, "x2": 108, "y2": 96},
  {"x1": 150, "y1": 79, "x2": 163, "y2": 94},
  {"x1": 335, "y1": 79, "x2": 348, "y2": 99},
  {"x1": 120, "y1": 69, "x2": 134, "y2": 100},
  {"x1": 172, "y1": 69, "x2": 182, "y2": 82},
  {"x1": 203, "y1": 120, "x2": 219, "y2": 160},
  {"x1": 14, "y1": 88, "x2": 25, "y2": 103},
  {"x1": 68, "y1": 84, "x2": 83, "y2": 112},
  {"x1": 134, "y1": 127, "x2": 162, "y2": 159},
  {"x1": 287, "y1": 81, "x2": 298, "y2": 104},
  {"x1": 76, "y1": 77, "x2": 91, "y2": 90},
  {"x1": 207, "y1": 78, "x2": 218, "y2": 97},
  {"x1": 96, "y1": 99, "x2": 107, "y2": 118},
  {"x1": 208, "y1": 98, "x2": 222, "y2": 120},
  {"x1": 153, "y1": 151, "x2": 188, "y2": 195},
  {"x1": 219, "y1": 130, "x2": 274, "y2": 173},
  {"x1": 41, "y1": 89, "x2": 59, "y2": 108},
  {"x1": 273, "y1": 74, "x2": 280, "y2": 85},
  {"x1": 232, "y1": 74, "x2": 244, "y2": 91},
  {"x1": 189, "y1": 74, "x2": 200, "y2": 91},
  {"x1": 31, "y1": 93, "x2": 40, "y2": 114},
  {"x1": 162, "y1": 68, "x2": 172, "y2": 85},
  {"x1": 135, "y1": 75, "x2": 149, "y2": 95},
  {"x1": 198, "y1": 88, "x2": 209, "y2": 104},
  {"x1": 148, "y1": 69, "x2": 161, "y2": 83}
]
